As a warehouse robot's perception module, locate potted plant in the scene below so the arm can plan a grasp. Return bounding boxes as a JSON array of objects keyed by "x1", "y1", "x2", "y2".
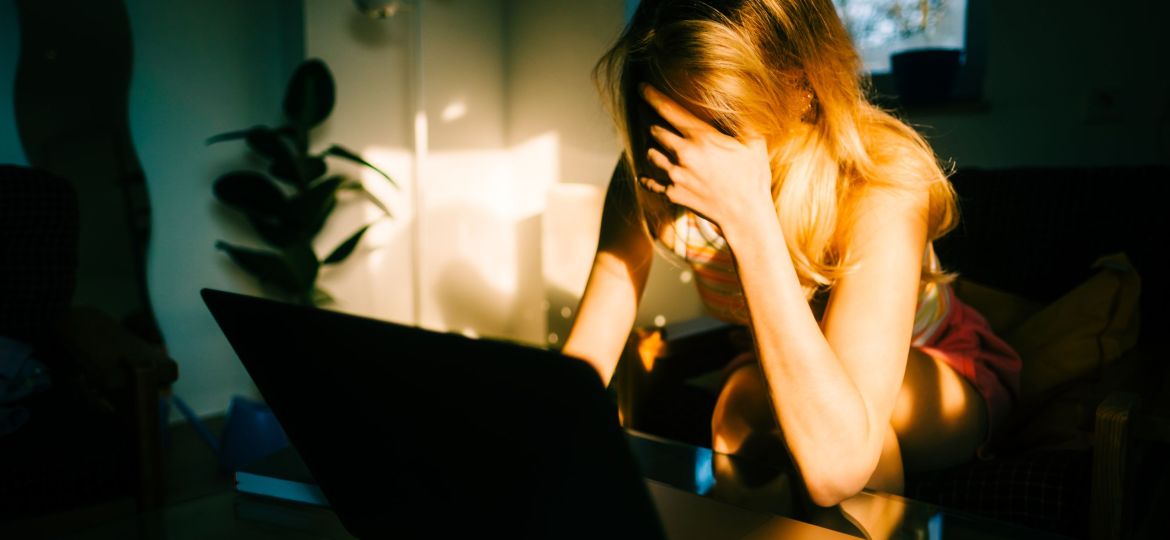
[
  {"x1": 207, "y1": 58, "x2": 397, "y2": 306},
  {"x1": 836, "y1": 0, "x2": 962, "y2": 107},
  {"x1": 887, "y1": 0, "x2": 961, "y2": 106}
]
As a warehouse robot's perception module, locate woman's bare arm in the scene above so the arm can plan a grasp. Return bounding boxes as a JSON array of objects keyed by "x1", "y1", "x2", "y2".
[
  {"x1": 561, "y1": 161, "x2": 654, "y2": 386},
  {"x1": 723, "y1": 189, "x2": 928, "y2": 507}
]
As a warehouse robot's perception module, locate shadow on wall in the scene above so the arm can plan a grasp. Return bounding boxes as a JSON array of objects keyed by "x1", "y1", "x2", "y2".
[{"x1": 432, "y1": 207, "x2": 544, "y2": 344}]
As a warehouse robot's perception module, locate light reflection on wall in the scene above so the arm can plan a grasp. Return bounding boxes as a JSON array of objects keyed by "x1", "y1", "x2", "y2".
[
  {"x1": 314, "y1": 146, "x2": 414, "y2": 325},
  {"x1": 417, "y1": 130, "x2": 559, "y2": 346}
]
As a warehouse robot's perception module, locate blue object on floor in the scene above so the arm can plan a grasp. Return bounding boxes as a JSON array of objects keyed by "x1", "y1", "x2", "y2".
[
  {"x1": 170, "y1": 394, "x2": 289, "y2": 472},
  {"x1": 220, "y1": 395, "x2": 290, "y2": 472}
]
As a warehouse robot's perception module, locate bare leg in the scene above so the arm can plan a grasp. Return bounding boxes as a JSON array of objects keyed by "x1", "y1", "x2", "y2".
[{"x1": 890, "y1": 348, "x2": 988, "y2": 474}]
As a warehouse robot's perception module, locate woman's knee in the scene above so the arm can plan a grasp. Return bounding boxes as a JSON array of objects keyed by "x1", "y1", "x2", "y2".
[
  {"x1": 711, "y1": 363, "x2": 776, "y2": 454},
  {"x1": 893, "y1": 349, "x2": 988, "y2": 473}
]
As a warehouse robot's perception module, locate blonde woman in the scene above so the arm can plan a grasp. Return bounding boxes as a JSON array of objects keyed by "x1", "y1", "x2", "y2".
[{"x1": 562, "y1": 0, "x2": 1021, "y2": 507}]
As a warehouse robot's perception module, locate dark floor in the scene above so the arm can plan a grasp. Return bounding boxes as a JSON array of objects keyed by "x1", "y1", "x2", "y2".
[
  {"x1": 6, "y1": 411, "x2": 1168, "y2": 540},
  {"x1": 52, "y1": 414, "x2": 351, "y2": 540},
  {"x1": 161, "y1": 414, "x2": 236, "y2": 506}
]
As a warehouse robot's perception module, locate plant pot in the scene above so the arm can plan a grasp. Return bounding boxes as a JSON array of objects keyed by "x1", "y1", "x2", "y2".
[{"x1": 889, "y1": 48, "x2": 962, "y2": 107}]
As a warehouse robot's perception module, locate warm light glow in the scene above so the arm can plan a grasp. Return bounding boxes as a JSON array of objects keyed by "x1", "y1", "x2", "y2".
[
  {"x1": 637, "y1": 329, "x2": 664, "y2": 373},
  {"x1": 440, "y1": 100, "x2": 467, "y2": 122},
  {"x1": 542, "y1": 181, "x2": 603, "y2": 295},
  {"x1": 891, "y1": 383, "x2": 914, "y2": 430},
  {"x1": 414, "y1": 110, "x2": 428, "y2": 156},
  {"x1": 839, "y1": 489, "x2": 910, "y2": 540},
  {"x1": 418, "y1": 131, "x2": 559, "y2": 344},
  {"x1": 935, "y1": 352, "x2": 970, "y2": 420},
  {"x1": 359, "y1": 146, "x2": 414, "y2": 236}
]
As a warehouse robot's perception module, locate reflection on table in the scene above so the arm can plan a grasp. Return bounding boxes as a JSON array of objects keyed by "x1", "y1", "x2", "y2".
[{"x1": 624, "y1": 429, "x2": 1075, "y2": 540}]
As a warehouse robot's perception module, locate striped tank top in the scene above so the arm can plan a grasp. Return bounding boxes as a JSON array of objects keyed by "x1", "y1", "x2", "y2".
[{"x1": 659, "y1": 208, "x2": 951, "y2": 346}]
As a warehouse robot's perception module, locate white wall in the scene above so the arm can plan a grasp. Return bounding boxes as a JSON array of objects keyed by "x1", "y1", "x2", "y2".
[
  {"x1": 906, "y1": 0, "x2": 1170, "y2": 168},
  {"x1": 412, "y1": 0, "x2": 537, "y2": 343},
  {"x1": 126, "y1": 0, "x2": 304, "y2": 418},
  {"x1": 301, "y1": 0, "x2": 415, "y2": 326},
  {"x1": 302, "y1": 0, "x2": 705, "y2": 351},
  {"x1": 1, "y1": 0, "x2": 25, "y2": 165},
  {"x1": 505, "y1": 0, "x2": 704, "y2": 346}
]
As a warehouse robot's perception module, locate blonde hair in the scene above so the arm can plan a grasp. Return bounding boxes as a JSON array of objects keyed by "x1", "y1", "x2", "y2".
[{"x1": 594, "y1": 0, "x2": 958, "y2": 300}]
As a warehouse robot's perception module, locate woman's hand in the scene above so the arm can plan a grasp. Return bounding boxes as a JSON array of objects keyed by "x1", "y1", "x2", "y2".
[{"x1": 638, "y1": 83, "x2": 774, "y2": 233}]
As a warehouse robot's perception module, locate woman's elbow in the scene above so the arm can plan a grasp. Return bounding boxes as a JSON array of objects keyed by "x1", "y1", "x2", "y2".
[{"x1": 801, "y1": 454, "x2": 878, "y2": 507}]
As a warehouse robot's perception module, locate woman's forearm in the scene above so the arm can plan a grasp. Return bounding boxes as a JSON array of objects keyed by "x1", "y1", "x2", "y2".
[
  {"x1": 720, "y1": 206, "x2": 883, "y2": 505},
  {"x1": 562, "y1": 250, "x2": 650, "y2": 386}
]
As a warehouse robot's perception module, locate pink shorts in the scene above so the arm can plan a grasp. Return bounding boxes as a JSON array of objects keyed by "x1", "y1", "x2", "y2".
[{"x1": 915, "y1": 287, "x2": 1022, "y2": 458}]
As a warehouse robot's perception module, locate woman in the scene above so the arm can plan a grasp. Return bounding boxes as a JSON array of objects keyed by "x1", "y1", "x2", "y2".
[{"x1": 561, "y1": 0, "x2": 1021, "y2": 507}]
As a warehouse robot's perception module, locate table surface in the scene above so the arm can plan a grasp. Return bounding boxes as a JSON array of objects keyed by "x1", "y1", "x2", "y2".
[{"x1": 46, "y1": 429, "x2": 1074, "y2": 540}]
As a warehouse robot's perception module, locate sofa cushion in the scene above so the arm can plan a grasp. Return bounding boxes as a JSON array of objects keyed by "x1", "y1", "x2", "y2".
[
  {"x1": 1008, "y1": 253, "x2": 1140, "y2": 406},
  {"x1": 957, "y1": 252, "x2": 1141, "y2": 410}
]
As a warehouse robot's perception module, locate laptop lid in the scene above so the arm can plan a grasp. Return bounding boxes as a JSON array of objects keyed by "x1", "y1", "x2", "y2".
[{"x1": 200, "y1": 288, "x2": 667, "y2": 539}]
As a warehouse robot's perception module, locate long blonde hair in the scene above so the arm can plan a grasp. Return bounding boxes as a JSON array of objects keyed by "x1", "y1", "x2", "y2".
[{"x1": 594, "y1": 0, "x2": 958, "y2": 299}]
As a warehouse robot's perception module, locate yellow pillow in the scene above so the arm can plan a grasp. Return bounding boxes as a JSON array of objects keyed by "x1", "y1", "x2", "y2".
[
  {"x1": 1008, "y1": 252, "x2": 1141, "y2": 406},
  {"x1": 954, "y1": 251, "x2": 1137, "y2": 411},
  {"x1": 955, "y1": 252, "x2": 1142, "y2": 409}
]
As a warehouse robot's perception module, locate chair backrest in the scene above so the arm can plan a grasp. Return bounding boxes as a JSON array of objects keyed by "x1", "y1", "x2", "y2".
[
  {"x1": 935, "y1": 166, "x2": 1170, "y2": 340},
  {"x1": 0, "y1": 164, "x2": 79, "y2": 343}
]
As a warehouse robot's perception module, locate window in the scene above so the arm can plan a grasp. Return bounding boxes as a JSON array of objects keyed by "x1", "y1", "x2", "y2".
[{"x1": 832, "y1": 0, "x2": 969, "y2": 74}]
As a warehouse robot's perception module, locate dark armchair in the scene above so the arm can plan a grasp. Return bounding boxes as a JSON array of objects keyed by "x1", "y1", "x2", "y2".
[{"x1": 0, "y1": 164, "x2": 178, "y2": 533}]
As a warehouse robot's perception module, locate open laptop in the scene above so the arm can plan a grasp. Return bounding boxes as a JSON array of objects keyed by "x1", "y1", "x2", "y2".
[{"x1": 200, "y1": 288, "x2": 851, "y2": 540}]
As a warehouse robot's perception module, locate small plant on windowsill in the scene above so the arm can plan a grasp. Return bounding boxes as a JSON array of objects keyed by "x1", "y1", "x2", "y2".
[
  {"x1": 836, "y1": 0, "x2": 962, "y2": 107},
  {"x1": 888, "y1": 1, "x2": 962, "y2": 107},
  {"x1": 207, "y1": 58, "x2": 397, "y2": 307}
]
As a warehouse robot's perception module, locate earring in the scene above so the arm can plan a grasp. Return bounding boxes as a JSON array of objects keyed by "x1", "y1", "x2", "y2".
[{"x1": 800, "y1": 90, "x2": 818, "y2": 123}]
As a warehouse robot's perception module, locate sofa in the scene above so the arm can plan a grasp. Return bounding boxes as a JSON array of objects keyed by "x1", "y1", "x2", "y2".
[{"x1": 612, "y1": 165, "x2": 1170, "y2": 540}]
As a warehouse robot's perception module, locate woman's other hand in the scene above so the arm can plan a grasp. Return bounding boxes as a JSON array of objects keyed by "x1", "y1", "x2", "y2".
[{"x1": 638, "y1": 83, "x2": 774, "y2": 233}]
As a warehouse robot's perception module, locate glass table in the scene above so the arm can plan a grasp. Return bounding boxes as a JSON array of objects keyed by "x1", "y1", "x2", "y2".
[
  {"x1": 42, "y1": 429, "x2": 1076, "y2": 540},
  {"x1": 625, "y1": 429, "x2": 1076, "y2": 540}
]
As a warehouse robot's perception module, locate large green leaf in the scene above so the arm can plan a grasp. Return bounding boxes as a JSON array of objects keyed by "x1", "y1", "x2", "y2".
[
  {"x1": 323, "y1": 223, "x2": 372, "y2": 265},
  {"x1": 322, "y1": 145, "x2": 398, "y2": 189},
  {"x1": 244, "y1": 128, "x2": 292, "y2": 162},
  {"x1": 286, "y1": 176, "x2": 343, "y2": 240},
  {"x1": 216, "y1": 241, "x2": 318, "y2": 294},
  {"x1": 205, "y1": 127, "x2": 255, "y2": 146},
  {"x1": 311, "y1": 286, "x2": 335, "y2": 306},
  {"x1": 278, "y1": 124, "x2": 309, "y2": 154},
  {"x1": 283, "y1": 241, "x2": 321, "y2": 291},
  {"x1": 213, "y1": 171, "x2": 286, "y2": 217},
  {"x1": 269, "y1": 155, "x2": 326, "y2": 187},
  {"x1": 283, "y1": 59, "x2": 335, "y2": 129},
  {"x1": 246, "y1": 214, "x2": 298, "y2": 248}
]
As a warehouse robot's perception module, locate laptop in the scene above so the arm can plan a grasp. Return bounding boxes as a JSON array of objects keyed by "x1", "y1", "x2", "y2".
[{"x1": 200, "y1": 288, "x2": 850, "y2": 540}]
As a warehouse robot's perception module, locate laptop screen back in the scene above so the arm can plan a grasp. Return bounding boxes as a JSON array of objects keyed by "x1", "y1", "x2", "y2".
[{"x1": 201, "y1": 288, "x2": 666, "y2": 539}]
